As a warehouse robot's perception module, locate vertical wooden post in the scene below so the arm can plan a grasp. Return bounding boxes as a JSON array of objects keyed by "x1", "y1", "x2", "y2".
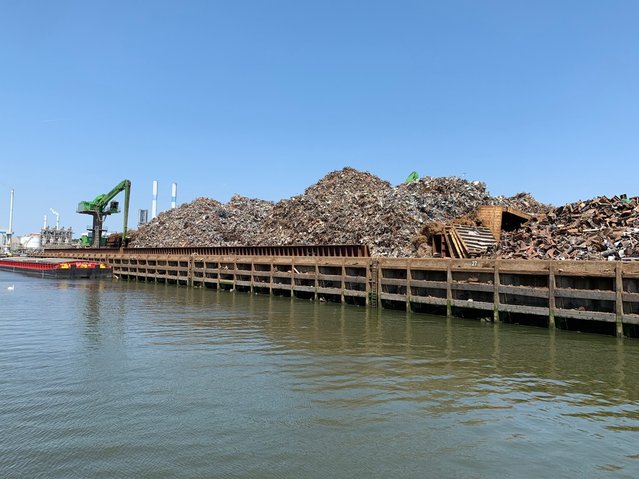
[
  {"x1": 548, "y1": 262, "x2": 556, "y2": 330},
  {"x1": 377, "y1": 260, "x2": 383, "y2": 309},
  {"x1": 493, "y1": 260, "x2": 500, "y2": 323},
  {"x1": 341, "y1": 259, "x2": 345, "y2": 304},
  {"x1": 615, "y1": 262, "x2": 624, "y2": 338},
  {"x1": 250, "y1": 260, "x2": 255, "y2": 295},
  {"x1": 407, "y1": 260, "x2": 412, "y2": 313},
  {"x1": 364, "y1": 260, "x2": 370, "y2": 306},
  {"x1": 232, "y1": 257, "x2": 237, "y2": 292},
  {"x1": 314, "y1": 262, "x2": 318, "y2": 302},
  {"x1": 187, "y1": 255, "x2": 194, "y2": 288},
  {"x1": 291, "y1": 257, "x2": 296, "y2": 298},
  {"x1": 446, "y1": 260, "x2": 453, "y2": 317}
]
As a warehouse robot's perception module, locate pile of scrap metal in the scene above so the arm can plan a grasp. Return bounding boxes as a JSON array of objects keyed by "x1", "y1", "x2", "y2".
[
  {"x1": 129, "y1": 167, "x2": 551, "y2": 258},
  {"x1": 493, "y1": 195, "x2": 639, "y2": 261}
]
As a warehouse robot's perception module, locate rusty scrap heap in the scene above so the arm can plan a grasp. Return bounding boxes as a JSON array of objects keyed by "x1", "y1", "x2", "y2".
[
  {"x1": 130, "y1": 167, "x2": 551, "y2": 257},
  {"x1": 494, "y1": 196, "x2": 639, "y2": 260},
  {"x1": 131, "y1": 195, "x2": 274, "y2": 247},
  {"x1": 487, "y1": 192, "x2": 550, "y2": 215},
  {"x1": 130, "y1": 167, "x2": 639, "y2": 261},
  {"x1": 253, "y1": 168, "x2": 395, "y2": 253}
]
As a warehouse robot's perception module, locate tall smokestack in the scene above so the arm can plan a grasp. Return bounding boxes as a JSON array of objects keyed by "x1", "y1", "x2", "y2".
[
  {"x1": 171, "y1": 182, "x2": 177, "y2": 209},
  {"x1": 152, "y1": 180, "x2": 158, "y2": 219},
  {"x1": 8, "y1": 189, "x2": 14, "y2": 243},
  {"x1": 44, "y1": 215, "x2": 48, "y2": 229}
]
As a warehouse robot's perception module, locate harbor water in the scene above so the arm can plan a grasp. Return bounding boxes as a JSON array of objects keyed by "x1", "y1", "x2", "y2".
[{"x1": 1, "y1": 271, "x2": 638, "y2": 478}]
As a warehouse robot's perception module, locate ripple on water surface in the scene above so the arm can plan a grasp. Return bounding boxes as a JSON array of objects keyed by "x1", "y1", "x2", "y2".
[{"x1": 0, "y1": 273, "x2": 638, "y2": 478}]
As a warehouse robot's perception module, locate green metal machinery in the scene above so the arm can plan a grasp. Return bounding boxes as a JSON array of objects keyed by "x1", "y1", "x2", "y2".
[{"x1": 77, "y1": 179, "x2": 131, "y2": 248}]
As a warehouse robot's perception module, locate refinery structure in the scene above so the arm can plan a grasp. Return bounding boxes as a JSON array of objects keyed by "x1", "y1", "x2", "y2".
[{"x1": 2, "y1": 180, "x2": 177, "y2": 253}]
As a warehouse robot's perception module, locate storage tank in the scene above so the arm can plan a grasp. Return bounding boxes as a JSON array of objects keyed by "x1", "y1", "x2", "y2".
[{"x1": 20, "y1": 234, "x2": 42, "y2": 249}]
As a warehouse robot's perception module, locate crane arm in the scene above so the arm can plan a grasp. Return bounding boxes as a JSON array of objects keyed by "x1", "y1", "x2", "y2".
[
  {"x1": 94, "y1": 179, "x2": 131, "y2": 210},
  {"x1": 77, "y1": 179, "x2": 131, "y2": 248},
  {"x1": 122, "y1": 181, "x2": 130, "y2": 244},
  {"x1": 78, "y1": 180, "x2": 131, "y2": 214}
]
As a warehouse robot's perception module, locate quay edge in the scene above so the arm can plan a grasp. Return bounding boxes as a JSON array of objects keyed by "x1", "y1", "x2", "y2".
[{"x1": 38, "y1": 248, "x2": 639, "y2": 338}]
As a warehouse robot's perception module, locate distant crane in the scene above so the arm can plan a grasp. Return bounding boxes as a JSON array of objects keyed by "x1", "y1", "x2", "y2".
[
  {"x1": 49, "y1": 208, "x2": 60, "y2": 229},
  {"x1": 77, "y1": 180, "x2": 131, "y2": 248}
]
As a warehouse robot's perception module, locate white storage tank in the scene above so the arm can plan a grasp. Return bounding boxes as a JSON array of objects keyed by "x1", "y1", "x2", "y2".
[{"x1": 20, "y1": 234, "x2": 42, "y2": 249}]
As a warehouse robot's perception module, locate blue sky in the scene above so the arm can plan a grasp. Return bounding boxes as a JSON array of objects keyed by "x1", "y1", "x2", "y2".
[{"x1": 1, "y1": 0, "x2": 638, "y2": 236}]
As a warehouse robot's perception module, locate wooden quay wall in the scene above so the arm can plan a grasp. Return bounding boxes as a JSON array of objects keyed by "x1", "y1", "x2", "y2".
[{"x1": 41, "y1": 249, "x2": 639, "y2": 338}]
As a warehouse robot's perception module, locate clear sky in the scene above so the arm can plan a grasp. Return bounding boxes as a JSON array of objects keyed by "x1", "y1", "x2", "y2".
[{"x1": 1, "y1": 0, "x2": 638, "y2": 236}]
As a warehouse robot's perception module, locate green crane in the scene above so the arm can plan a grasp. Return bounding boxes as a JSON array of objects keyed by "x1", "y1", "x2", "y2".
[{"x1": 77, "y1": 179, "x2": 131, "y2": 248}]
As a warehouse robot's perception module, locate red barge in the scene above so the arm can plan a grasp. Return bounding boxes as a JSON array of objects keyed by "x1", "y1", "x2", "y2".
[{"x1": 0, "y1": 257, "x2": 112, "y2": 279}]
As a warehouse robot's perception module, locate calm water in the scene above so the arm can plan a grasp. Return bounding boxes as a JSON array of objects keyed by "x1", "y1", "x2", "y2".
[{"x1": 1, "y1": 271, "x2": 638, "y2": 478}]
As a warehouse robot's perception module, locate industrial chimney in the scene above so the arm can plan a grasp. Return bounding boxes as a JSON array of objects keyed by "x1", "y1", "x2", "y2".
[
  {"x1": 152, "y1": 180, "x2": 158, "y2": 219},
  {"x1": 8, "y1": 189, "x2": 14, "y2": 245},
  {"x1": 171, "y1": 182, "x2": 177, "y2": 209}
]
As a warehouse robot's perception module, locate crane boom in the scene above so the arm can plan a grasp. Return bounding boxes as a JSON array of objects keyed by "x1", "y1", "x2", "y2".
[{"x1": 77, "y1": 180, "x2": 131, "y2": 248}]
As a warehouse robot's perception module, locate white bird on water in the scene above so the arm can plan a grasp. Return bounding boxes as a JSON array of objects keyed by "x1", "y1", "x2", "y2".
[{"x1": 7, "y1": 284, "x2": 14, "y2": 291}]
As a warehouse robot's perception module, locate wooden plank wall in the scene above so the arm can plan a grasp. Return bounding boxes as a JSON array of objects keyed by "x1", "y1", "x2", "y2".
[{"x1": 41, "y1": 250, "x2": 639, "y2": 337}]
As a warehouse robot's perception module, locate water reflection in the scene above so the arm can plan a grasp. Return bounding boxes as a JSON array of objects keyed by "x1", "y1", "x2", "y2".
[
  {"x1": 104, "y1": 282, "x2": 639, "y2": 409},
  {"x1": 82, "y1": 282, "x2": 105, "y2": 346},
  {"x1": 19, "y1": 277, "x2": 634, "y2": 478}
]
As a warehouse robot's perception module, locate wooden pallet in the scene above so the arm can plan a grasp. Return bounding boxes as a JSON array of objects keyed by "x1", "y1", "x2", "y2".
[{"x1": 445, "y1": 225, "x2": 497, "y2": 258}]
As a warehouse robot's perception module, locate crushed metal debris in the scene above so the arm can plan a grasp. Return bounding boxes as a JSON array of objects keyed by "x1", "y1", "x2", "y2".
[
  {"x1": 494, "y1": 195, "x2": 639, "y2": 261},
  {"x1": 128, "y1": 167, "x2": 636, "y2": 260}
]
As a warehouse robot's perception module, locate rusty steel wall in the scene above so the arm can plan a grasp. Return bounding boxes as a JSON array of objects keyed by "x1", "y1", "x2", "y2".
[{"x1": 44, "y1": 244, "x2": 370, "y2": 258}]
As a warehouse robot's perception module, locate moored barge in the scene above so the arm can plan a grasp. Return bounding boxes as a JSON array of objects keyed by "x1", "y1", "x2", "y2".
[{"x1": 0, "y1": 257, "x2": 112, "y2": 279}]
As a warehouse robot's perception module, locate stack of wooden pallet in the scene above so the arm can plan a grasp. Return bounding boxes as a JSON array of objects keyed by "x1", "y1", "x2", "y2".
[{"x1": 445, "y1": 225, "x2": 497, "y2": 258}]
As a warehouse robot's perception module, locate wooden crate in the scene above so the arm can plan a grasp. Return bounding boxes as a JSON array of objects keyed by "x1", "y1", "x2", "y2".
[{"x1": 477, "y1": 205, "x2": 531, "y2": 242}]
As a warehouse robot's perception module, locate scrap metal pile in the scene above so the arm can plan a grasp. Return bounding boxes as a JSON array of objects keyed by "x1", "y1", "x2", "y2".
[
  {"x1": 129, "y1": 167, "x2": 549, "y2": 257},
  {"x1": 130, "y1": 168, "x2": 638, "y2": 260},
  {"x1": 487, "y1": 192, "x2": 550, "y2": 215},
  {"x1": 130, "y1": 195, "x2": 274, "y2": 247},
  {"x1": 493, "y1": 196, "x2": 639, "y2": 260}
]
